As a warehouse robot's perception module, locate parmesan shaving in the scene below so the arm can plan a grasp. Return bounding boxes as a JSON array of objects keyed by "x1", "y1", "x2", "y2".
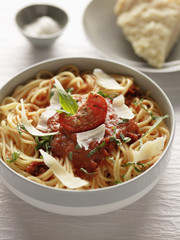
[
  {"x1": 93, "y1": 69, "x2": 124, "y2": 90},
  {"x1": 39, "y1": 149, "x2": 89, "y2": 189},
  {"x1": 36, "y1": 78, "x2": 63, "y2": 131},
  {"x1": 76, "y1": 124, "x2": 105, "y2": 150},
  {"x1": 112, "y1": 94, "x2": 134, "y2": 119},
  {"x1": 134, "y1": 136, "x2": 166, "y2": 163},
  {"x1": 20, "y1": 99, "x2": 58, "y2": 136},
  {"x1": 53, "y1": 77, "x2": 64, "y2": 90}
]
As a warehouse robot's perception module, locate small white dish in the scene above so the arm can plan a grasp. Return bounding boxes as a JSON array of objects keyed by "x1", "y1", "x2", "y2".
[
  {"x1": 16, "y1": 4, "x2": 68, "y2": 47},
  {"x1": 83, "y1": 0, "x2": 180, "y2": 73},
  {"x1": 0, "y1": 57, "x2": 175, "y2": 216}
]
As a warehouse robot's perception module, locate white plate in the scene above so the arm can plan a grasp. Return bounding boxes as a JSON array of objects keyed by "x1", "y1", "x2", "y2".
[{"x1": 83, "y1": 0, "x2": 180, "y2": 73}]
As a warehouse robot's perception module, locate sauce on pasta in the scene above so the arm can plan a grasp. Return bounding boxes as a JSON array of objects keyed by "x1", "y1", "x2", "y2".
[
  {"x1": 0, "y1": 65, "x2": 170, "y2": 189},
  {"x1": 48, "y1": 94, "x2": 141, "y2": 180}
]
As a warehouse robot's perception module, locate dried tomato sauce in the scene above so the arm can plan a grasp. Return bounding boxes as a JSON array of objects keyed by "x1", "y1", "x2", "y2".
[{"x1": 46, "y1": 93, "x2": 141, "y2": 180}]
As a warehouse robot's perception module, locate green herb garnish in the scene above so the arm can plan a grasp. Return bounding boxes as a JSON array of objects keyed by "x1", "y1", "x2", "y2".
[
  {"x1": 121, "y1": 162, "x2": 146, "y2": 173},
  {"x1": 138, "y1": 115, "x2": 169, "y2": 145},
  {"x1": 104, "y1": 156, "x2": 115, "y2": 163},
  {"x1": 134, "y1": 98, "x2": 159, "y2": 121},
  {"x1": 35, "y1": 135, "x2": 54, "y2": 152},
  {"x1": 97, "y1": 90, "x2": 113, "y2": 99},
  {"x1": 68, "y1": 151, "x2": 73, "y2": 161},
  {"x1": 133, "y1": 98, "x2": 144, "y2": 105},
  {"x1": 120, "y1": 132, "x2": 131, "y2": 143},
  {"x1": 134, "y1": 166, "x2": 141, "y2": 173},
  {"x1": 49, "y1": 86, "x2": 55, "y2": 98},
  {"x1": 114, "y1": 180, "x2": 122, "y2": 184},
  {"x1": 75, "y1": 143, "x2": 81, "y2": 149},
  {"x1": 16, "y1": 123, "x2": 26, "y2": 135},
  {"x1": 118, "y1": 118, "x2": 129, "y2": 124},
  {"x1": 57, "y1": 89, "x2": 78, "y2": 116},
  {"x1": 80, "y1": 168, "x2": 97, "y2": 175},
  {"x1": 110, "y1": 127, "x2": 121, "y2": 146},
  {"x1": 7, "y1": 152, "x2": 20, "y2": 163},
  {"x1": 87, "y1": 141, "x2": 106, "y2": 157},
  {"x1": 140, "y1": 104, "x2": 158, "y2": 120},
  {"x1": 137, "y1": 162, "x2": 145, "y2": 171},
  {"x1": 66, "y1": 88, "x2": 74, "y2": 94}
]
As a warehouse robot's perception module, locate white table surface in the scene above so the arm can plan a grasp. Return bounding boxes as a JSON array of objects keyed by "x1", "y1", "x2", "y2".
[{"x1": 0, "y1": 0, "x2": 180, "y2": 239}]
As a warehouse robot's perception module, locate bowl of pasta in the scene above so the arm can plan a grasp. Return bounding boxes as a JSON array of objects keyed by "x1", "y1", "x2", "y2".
[{"x1": 0, "y1": 57, "x2": 175, "y2": 216}]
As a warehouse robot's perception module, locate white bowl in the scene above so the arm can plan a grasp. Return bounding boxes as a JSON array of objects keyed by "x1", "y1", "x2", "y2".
[{"x1": 0, "y1": 57, "x2": 175, "y2": 216}]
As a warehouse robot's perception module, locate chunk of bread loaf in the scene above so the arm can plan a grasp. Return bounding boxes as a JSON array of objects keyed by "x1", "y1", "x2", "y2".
[{"x1": 114, "y1": 0, "x2": 180, "y2": 68}]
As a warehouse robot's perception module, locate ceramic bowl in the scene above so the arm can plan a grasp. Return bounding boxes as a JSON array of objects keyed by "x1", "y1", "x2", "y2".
[
  {"x1": 0, "y1": 57, "x2": 175, "y2": 216},
  {"x1": 15, "y1": 4, "x2": 68, "y2": 47}
]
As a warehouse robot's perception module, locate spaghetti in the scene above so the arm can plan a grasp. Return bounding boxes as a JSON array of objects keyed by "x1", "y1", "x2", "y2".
[{"x1": 0, "y1": 65, "x2": 170, "y2": 189}]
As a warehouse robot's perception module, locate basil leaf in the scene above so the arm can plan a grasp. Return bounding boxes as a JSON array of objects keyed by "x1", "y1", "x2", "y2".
[
  {"x1": 121, "y1": 162, "x2": 142, "y2": 173},
  {"x1": 133, "y1": 98, "x2": 144, "y2": 105},
  {"x1": 137, "y1": 162, "x2": 145, "y2": 171},
  {"x1": 49, "y1": 86, "x2": 55, "y2": 99},
  {"x1": 16, "y1": 123, "x2": 22, "y2": 135},
  {"x1": 114, "y1": 180, "x2": 122, "y2": 184},
  {"x1": 75, "y1": 143, "x2": 81, "y2": 149},
  {"x1": 121, "y1": 162, "x2": 135, "y2": 167},
  {"x1": 87, "y1": 141, "x2": 106, "y2": 157},
  {"x1": 110, "y1": 127, "x2": 121, "y2": 146},
  {"x1": 104, "y1": 156, "x2": 115, "y2": 163},
  {"x1": 35, "y1": 135, "x2": 53, "y2": 152},
  {"x1": 68, "y1": 151, "x2": 73, "y2": 161},
  {"x1": 120, "y1": 132, "x2": 131, "y2": 143},
  {"x1": 66, "y1": 88, "x2": 74, "y2": 94},
  {"x1": 134, "y1": 166, "x2": 141, "y2": 173},
  {"x1": 56, "y1": 109, "x2": 73, "y2": 116},
  {"x1": 7, "y1": 152, "x2": 20, "y2": 163},
  {"x1": 118, "y1": 118, "x2": 129, "y2": 124},
  {"x1": 138, "y1": 115, "x2": 169, "y2": 144},
  {"x1": 133, "y1": 98, "x2": 159, "y2": 120},
  {"x1": 58, "y1": 89, "x2": 78, "y2": 115},
  {"x1": 16, "y1": 123, "x2": 27, "y2": 134},
  {"x1": 80, "y1": 168, "x2": 97, "y2": 175},
  {"x1": 97, "y1": 90, "x2": 113, "y2": 99}
]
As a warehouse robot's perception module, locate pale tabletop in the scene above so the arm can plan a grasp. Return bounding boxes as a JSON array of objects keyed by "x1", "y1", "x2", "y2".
[{"x1": 0, "y1": 0, "x2": 180, "y2": 239}]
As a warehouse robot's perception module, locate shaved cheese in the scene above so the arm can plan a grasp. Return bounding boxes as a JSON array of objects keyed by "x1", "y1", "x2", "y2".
[
  {"x1": 39, "y1": 149, "x2": 89, "y2": 189},
  {"x1": 134, "y1": 136, "x2": 166, "y2": 163},
  {"x1": 112, "y1": 94, "x2": 134, "y2": 119},
  {"x1": 36, "y1": 78, "x2": 63, "y2": 131},
  {"x1": 93, "y1": 69, "x2": 124, "y2": 90},
  {"x1": 76, "y1": 124, "x2": 105, "y2": 150},
  {"x1": 53, "y1": 77, "x2": 64, "y2": 90},
  {"x1": 36, "y1": 91, "x2": 61, "y2": 131},
  {"x1": 20, "y1": 99, "x2": 58, "y2": 136}
]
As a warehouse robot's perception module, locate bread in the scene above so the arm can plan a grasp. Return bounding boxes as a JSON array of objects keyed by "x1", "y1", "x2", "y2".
[{"x1": 114, "y1": 0, "x2": 180, "y2": 68}]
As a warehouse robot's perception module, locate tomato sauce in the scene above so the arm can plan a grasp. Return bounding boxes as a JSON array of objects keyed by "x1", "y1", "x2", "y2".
[
  {"x1": 47, "y1": 93, "x2": 141, "y2": 180},
  {"x1": 125, "y1": 84, "x2": 142, "y2": 106},
  {"x1": 26, "y1": 161, "x2": 49, "y2": 176}
]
